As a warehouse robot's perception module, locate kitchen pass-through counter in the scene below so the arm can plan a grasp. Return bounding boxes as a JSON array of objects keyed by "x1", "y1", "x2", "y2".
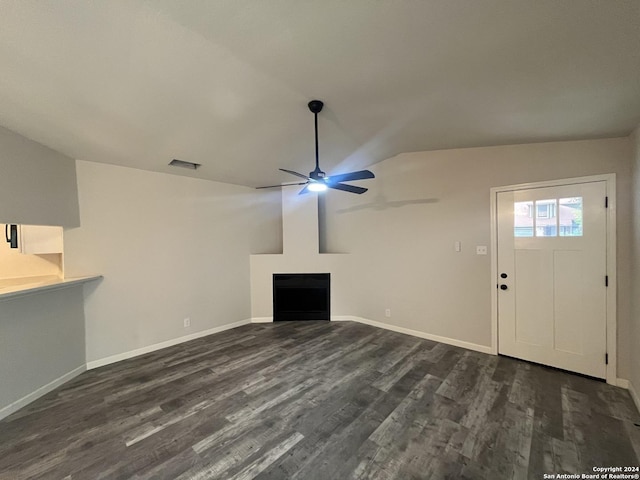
[{"x1": 0, "y1": 275, "x2": 102, "y2": 301}]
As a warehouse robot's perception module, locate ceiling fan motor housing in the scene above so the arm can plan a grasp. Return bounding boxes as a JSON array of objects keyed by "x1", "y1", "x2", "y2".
[{"x1": 311, "y1": 170, "x2": 326, "y2": 180}]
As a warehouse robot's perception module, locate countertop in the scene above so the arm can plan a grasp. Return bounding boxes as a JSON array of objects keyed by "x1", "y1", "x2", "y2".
[{"x1": 0, "y1": 274, "x2": 103, "y2": 300}]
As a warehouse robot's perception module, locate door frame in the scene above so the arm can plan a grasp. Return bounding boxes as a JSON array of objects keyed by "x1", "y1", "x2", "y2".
[{"x1": 489, "y1": 174, "x2": 617, "y2": 385}]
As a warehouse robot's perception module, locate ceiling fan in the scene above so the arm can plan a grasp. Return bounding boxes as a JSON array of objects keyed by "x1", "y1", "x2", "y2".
[{"x1": 257, "y1": 100, "x2": 375, "y2": 194}]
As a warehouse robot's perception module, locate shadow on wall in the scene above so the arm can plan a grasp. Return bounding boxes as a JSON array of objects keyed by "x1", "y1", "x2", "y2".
[{"x1": 335, "y1": 193, "x2": 439, "y2": 214}]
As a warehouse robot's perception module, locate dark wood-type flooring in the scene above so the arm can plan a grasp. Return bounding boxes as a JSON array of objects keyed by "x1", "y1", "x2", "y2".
[{"x1": 1, "y1": 321, "x2": 639, "y2": 479}]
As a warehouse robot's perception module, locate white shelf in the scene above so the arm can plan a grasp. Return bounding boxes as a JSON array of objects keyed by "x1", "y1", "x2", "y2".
[{"x1": 0, "y1": 275, "x2": 102, "y2": 301}]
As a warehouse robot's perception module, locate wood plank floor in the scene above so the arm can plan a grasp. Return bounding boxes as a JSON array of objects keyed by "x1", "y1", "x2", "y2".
[{"x1": 1, "y1": 321, "x2": 638, "y2": 479}]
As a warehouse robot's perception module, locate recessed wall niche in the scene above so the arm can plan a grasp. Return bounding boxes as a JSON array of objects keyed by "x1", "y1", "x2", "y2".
[{"x1": 0, "y1": 224, "x2": 64, "y2": 281}]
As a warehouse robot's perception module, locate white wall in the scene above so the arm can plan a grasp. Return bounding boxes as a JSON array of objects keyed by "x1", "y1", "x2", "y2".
[
  {"x1": 0, "y1": 126, "x2": 84, "y2": 419},
  {"x1": 0, "y1": 288, "x2": 86, "y2": 418},
  {"x1": 324, "y1": 137, "x2": 633, "y2": 379},
  {"x1": 0, "y1": 125, "x2": 79, "y2": 227},
  {"x1": 65, "y1": 161, "x2": 280, "y2": 364},
  {"x1": 250, "y1": 185, "x2": 358, "y2": 320},
  {"x1": 630, "y1": 126, "x2": 640, "y2": 406}
]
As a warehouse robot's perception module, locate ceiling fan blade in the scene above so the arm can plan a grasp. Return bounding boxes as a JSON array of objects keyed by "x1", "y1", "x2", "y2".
[
  {"x1": 279, "y1": 168, "x2": 310, "y2": 180},
  {"x1": 256, "y1": 182, "x2": 307, "y2": 190},
  {"x1": 328, "y1": 183, "x2": 368, "y2": 194},
  {"x1": 298, "y1": 185, "x2": 310, "y2": 195},
  {"x1": 327, "y1": 170, "x2": 375, "y2": 184}
]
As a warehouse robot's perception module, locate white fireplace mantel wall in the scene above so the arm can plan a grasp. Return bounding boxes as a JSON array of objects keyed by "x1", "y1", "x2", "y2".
[
  {"x1": 249, "y1": 253, "x2": 357, "y2": 321},
  {"x1": 249, "y1": 185, "x2": 358, "y2": 321}
]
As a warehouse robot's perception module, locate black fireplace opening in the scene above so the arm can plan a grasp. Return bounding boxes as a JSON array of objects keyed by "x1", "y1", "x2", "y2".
[{"x1": 273, "y1": 273, "x2": 330, "y2": 321}]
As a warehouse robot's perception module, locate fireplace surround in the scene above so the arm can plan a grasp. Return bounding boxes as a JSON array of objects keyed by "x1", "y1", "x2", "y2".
[{"x1": 273, "y1": 273, "x2": 330, "y2": 321}]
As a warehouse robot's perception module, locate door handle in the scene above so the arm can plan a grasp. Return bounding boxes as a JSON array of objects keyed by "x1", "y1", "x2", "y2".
[{"x1": 500, "y1": 284, "x2": 508, "y2": 290}]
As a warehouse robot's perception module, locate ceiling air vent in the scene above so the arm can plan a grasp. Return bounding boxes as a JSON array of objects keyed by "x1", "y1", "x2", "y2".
[{"x1": 169, "y1": 159, "x2": 200, "y2": 170}]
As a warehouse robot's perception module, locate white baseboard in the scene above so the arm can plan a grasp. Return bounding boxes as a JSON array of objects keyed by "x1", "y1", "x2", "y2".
[
  {"x1": 251, "y1": 317, "x2": 273, "y2": 323},
  {"x1": 617, "y1": 378, "x2": 630, "y2": 389},
  {"x1": 334, "y1": 316, "x2": 493, "y2": 355},
  {"x1": 87, "y1": 319, "x2": 252, "y2": 370},
  {"x1": 0, "y1": 365, "x2": 86, "y2": 421},
  {"x1": 614, "y1": 379, "x2": 640, "y2": 414},
  {"x1": 331, "y1": 315, "x2": 357, "y2": 322},
  {"x1": 626, "y1": 379, "x2": 640, "y2": 414}
]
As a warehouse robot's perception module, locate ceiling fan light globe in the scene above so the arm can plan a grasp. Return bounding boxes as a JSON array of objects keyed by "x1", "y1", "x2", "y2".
[{"x1": 308, "y1": 182, "x2": 327, "y2": 192}]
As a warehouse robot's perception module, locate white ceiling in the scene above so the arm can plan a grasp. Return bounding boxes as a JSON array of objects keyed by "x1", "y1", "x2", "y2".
[{"x1": 0, "y1": 1, "x2": 639, "y2": 188}]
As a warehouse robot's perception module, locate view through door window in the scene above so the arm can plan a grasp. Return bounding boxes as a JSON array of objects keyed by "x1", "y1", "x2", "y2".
[{"x1": 514, "y1": 197, "x2": 583, "y2": 238}]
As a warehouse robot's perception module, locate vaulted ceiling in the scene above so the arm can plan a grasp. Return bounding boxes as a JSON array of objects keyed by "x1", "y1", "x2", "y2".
[{"x1": 1, "y1": 1, "x2": 639, "y2": 187}]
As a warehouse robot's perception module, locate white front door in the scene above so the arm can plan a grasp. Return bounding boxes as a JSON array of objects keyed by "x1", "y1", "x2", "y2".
[{"x1": 497, "y1": 181, "x2": 608, "y2": 378}]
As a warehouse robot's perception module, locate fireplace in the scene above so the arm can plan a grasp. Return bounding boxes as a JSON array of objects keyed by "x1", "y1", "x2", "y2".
[{"x1": 273, "y1": 273, "x2": 330, "y2": 321}]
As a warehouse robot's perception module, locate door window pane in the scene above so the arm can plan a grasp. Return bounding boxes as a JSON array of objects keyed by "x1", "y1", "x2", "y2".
[
  {"x1": 535, "y1": 199, "x2": 557, "y2": 237},
  {"x1": 514, "y1": 201, "x2": 533, "y2": 237},
  {"x1": 559, "y1": 197, "x2": 583, "y2": 236}
]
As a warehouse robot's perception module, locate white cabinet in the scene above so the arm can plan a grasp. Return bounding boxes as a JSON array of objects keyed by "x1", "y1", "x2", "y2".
[{"x1": 19, "y1": 225, "x2": 63, "y2": 255}]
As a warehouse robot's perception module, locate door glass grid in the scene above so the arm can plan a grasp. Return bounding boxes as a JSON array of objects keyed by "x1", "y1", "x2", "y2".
[{"x1": 514, "y1": 197, "x2": 583, "y2": 238}]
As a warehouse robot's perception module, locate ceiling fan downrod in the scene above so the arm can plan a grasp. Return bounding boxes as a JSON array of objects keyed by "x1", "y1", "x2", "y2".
[{"x1": 308, "y1": 100, "x2": 323, "y2": 175}]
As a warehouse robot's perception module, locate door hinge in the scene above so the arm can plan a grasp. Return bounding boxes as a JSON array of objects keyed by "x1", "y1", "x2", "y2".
[
  {"x1": 605, "y1": 353, "x2": 609, "y2": 365},
  {"x1": 605, "y1": 275, "x2": 609, "y2": 287},
  {"x1": 605, "y1": 196, "x2": 609, "y2": 208}
]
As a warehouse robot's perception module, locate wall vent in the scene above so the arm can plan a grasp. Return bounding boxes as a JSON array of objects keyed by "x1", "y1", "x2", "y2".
[{"x1": 169, "y1": 159, "x2": 201, "y2": 170}]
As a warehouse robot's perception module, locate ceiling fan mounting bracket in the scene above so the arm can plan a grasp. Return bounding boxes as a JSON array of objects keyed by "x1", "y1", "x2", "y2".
[{"x1": 308, "y1": 100, "x2": 324, "y2": 114}]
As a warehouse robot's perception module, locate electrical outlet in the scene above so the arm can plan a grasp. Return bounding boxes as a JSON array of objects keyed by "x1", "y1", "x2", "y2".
[
  {"x1": 385, "y1": 309, "x2": 391, "y2": 318},
  {"x1": 183, "y1": 317, "x2": 191, "y2": 328},
  {"x1": 476, "y1": 245, "x2": 488, "y2": 255}
]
